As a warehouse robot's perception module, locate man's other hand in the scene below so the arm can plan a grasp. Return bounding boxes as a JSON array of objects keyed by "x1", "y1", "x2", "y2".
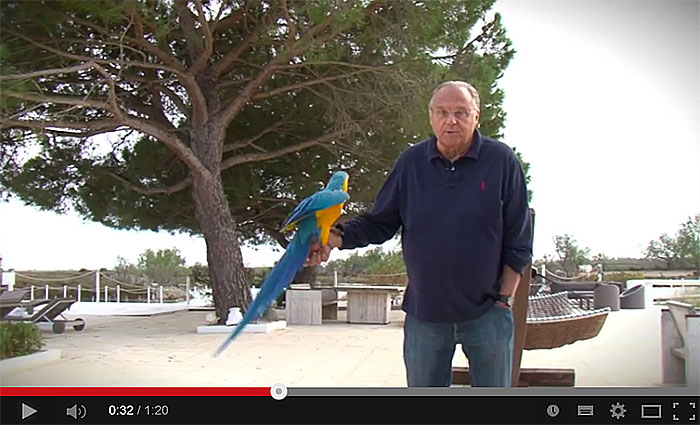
[{"x1": 305, "y1": 232, "x2": 342, "y2": 266}]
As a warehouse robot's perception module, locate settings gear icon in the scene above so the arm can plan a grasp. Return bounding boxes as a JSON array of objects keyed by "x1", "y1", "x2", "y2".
[{"x1": 610, "y1": 402, "x2": 626, "y2": 419}]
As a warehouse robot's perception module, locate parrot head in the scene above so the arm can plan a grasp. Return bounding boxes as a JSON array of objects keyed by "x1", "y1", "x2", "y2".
[{"x1": 327, "y1": 170, "x2": 349, "y2": 192}]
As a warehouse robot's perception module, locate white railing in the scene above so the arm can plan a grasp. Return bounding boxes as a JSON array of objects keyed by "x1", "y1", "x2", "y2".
[{"x1": 1, "y1": 270, "x2": 192, "y2": 305}]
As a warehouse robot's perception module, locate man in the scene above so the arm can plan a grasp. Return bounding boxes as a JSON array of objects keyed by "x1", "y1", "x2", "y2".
[{"x1": 307, "y1": 81, "x2": 533, "y2": 387}]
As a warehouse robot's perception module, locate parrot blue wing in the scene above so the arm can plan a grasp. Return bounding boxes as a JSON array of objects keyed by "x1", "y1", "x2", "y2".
[{"x1": 280, "y1": 190, "x2": 349, "y2": 232}]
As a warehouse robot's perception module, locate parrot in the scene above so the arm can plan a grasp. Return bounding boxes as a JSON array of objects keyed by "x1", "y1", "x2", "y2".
[{"x1": 214, "y1": 170, "x2": 350, "y2": 356}]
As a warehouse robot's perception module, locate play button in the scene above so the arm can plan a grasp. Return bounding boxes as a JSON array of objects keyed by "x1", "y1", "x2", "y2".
[{"x1": 21, "y1": 403, "x2": 38, "y2": 420}]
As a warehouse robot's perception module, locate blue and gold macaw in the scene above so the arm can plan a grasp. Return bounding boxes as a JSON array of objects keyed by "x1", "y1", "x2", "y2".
[{"x1": 214, "y1": 171, "x2": 350, "y2": 356}]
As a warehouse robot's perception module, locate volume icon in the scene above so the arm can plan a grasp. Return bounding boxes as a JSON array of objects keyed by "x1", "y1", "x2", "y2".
[{"x1": 66, "y1": 404, "x2": 87, "y2": 420}]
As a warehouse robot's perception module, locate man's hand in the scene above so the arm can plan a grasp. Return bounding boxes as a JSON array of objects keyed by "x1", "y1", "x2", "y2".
[{"x1": 305, "y1": 232, "x2": 342, "y2": 266}]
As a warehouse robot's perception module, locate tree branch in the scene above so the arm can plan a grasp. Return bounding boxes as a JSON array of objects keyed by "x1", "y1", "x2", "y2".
[
  {"x1": 211, "y1": 12, "x2": 275, "y2": 77},
  {"x1": 103, "y1": 170, "x2": 193, "y2": 195},
  {"x1": 3, "y1": 28, "x2": 183, "y2": 75},
  {"x1": 219, "y1": 0, "x2": 372, "y2": 127},
  {"x1": 0, "y1": 118, "x2": 120, "y2": 134},
  {"x1": 253, "y1": 69, "x2": 380, "y2": 101},
  {"x1": 120, "y1": 116, "x2": 208, "y2": 177},
  {"x1": 211, "y1": 5, "x2": 247, "y2": 33},
  {"x1": 221, "y1": 128, "x2": 350, "y2": 170},
  {"x1": 0, "y1": 62, "x2": 94, "y2": 81},
  {"x1": 190, "y1": 0, "x2": 214, "y2": 74},
  {"x1": 69, "y1": 14, "x2": 185, "y2": 73},
  {"x1": 174, "y1": 1, "x2": 203, "y2": 66},
  {"x1": 222, "y1": 119, "x2": 286, "y2": 153},
  {"x1": 4, "y1": 90, "x2": 111, "y2": 110},
  {"x1": 156, "y1": 85, "x2": 190, "y2": 119},
  {"x1": 280, "y1": 0, "x2": 296, "y2": 43}
]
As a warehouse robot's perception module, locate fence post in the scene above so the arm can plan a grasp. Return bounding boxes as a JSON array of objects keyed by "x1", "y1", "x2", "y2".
[
  {"x1": 687, "y1": 315, "x2": 700, "y2": 390},
  {"x1": 661, "y1": 309, "x2": 685, "y2": 384},
  {"x1": 334, "y1": 269, "x2": 338, "y2": 286},
  {"x1": 105, "y1": 285, "x2": 108, "y2": 302},
  {"x1": 77, "y1": 285, "x2": 81, "y2": 302},
  {"x1": 30, "y1": 285, "x2": 35, "y2": 301},
  {"x1": 95, "y1": 270, "x2": 101, "y2": 303},
  {"x1": 159, "y1": 285, "x2": 163, "y2": 303},
  {"x1": 1, "y1": 270, "x2": 16, "y2": 291},
  {"x1": 63, "y1": 285, "x2": 67, "y2": 298},
  {"x1": 117, "y1": 285, "x2": 121, "y2": 303},
  {"x1": 45, "y1": 284, "x2": 49, "y2": 299},
  {"x1": 186, "y1": 276, "x2": 191, "y2": 305},
  {"x1": 147, "y1": 286, "x2": 151, "y2": 303}
]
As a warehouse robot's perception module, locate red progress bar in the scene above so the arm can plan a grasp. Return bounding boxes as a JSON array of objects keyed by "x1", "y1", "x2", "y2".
[{"x1": 0, "y1": 387, "x2": 271, "y2": 396}]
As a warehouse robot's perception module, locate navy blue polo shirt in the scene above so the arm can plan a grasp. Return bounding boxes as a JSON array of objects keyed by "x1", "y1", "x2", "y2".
[{"x1": 338, "y1": 130, "x2": 533, "y2": 322}]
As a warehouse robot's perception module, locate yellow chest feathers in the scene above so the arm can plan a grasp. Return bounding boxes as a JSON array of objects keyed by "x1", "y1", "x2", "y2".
[{"x1": 316, "y1": 203, "x2": 344, "y2": 245}]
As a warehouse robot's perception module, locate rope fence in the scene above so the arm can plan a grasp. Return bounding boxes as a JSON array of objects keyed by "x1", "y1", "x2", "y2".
[{"x1": 2, "y1": 270, "x2": 192, "y2": 304}]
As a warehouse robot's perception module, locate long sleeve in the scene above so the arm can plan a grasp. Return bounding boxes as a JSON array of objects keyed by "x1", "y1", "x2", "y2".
[
  {"x1": 501, "y1": 153, "x2": 534, "y2": 275},
  {"x1": 339, "y1": 162, "x2": 402, "y2": 250}
]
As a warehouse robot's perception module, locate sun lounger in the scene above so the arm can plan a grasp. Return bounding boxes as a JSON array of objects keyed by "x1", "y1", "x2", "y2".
[
  {"x1": 1, "y1": 297, "x2": 85, "y2": 333},
  {"x1": 0, "y1": 289, "x2": 30, "y2": 318}
]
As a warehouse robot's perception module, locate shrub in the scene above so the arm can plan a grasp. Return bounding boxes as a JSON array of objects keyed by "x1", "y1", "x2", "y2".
[
  {"x1": 0, "y1": 322, "x2": 44, "y2": 360},
  {"x1": 605, "y1": 272, "x2": 645, "y2": 286}
]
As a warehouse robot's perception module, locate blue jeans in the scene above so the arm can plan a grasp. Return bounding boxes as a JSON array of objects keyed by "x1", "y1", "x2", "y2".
[{"x1": 403, "y1": 303, "x2": 514, "y2": 387}]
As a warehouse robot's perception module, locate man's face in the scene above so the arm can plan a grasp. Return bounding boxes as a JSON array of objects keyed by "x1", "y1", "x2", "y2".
[{"x1": 429, "y1": 85, "x2": 480, "y2": 150}]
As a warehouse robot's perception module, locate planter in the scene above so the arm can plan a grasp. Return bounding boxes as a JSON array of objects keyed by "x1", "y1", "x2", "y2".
[{"x1": 0, "y1": 349, "x2": 61, "y2": 374}]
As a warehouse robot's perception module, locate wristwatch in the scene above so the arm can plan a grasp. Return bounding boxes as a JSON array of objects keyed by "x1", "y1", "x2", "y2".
[
  {"x1": 330, "y1": 224, "x2": 344, "y2": 238},
  {"x1": 497, "y1": 294, "x2": 514, "y2": 308}
]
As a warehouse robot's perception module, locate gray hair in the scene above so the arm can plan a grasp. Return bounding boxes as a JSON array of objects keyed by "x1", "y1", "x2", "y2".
[{"x1": 428, "y1": 81, "x2": 481, "y2": 112}]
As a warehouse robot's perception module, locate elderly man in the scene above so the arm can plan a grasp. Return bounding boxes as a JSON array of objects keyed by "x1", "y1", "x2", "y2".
[{"x1": 308, "y1": 81, "x2": 533, "y2": 387}]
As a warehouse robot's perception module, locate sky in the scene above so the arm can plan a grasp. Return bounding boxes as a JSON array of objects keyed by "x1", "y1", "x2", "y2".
[{"x1": 1, "y1": 0, "x2": 698, "y2": 271}]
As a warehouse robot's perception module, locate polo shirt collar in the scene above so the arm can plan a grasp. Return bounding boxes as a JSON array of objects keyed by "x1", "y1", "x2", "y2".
[{"x1": 427, "y1": 129, "x2": 484, "y2": 162}]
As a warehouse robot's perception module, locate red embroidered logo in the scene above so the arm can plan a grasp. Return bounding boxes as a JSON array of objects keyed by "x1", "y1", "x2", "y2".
[{"x1": 481, "y1": 181, "x2": 486, "y2": 190}]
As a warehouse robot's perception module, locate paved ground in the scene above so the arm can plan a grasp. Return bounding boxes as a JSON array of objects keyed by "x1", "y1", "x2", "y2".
[{"x1": 0, "y1": 302, "x2": 665, "y2": 388}]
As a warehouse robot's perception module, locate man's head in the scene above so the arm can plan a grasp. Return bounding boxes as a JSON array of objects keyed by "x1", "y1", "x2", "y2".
[{"x1": 428, "y1": 81, "x2": 481, "y2": 158}]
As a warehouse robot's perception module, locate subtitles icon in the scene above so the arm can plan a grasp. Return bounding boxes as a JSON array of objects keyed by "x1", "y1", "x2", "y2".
[
  {"x1": 66, "y1": 404, "x2": 87, "y2": 420},
  {"x1": 578, "y1": 405, "x2": 594, "y2": 416}
]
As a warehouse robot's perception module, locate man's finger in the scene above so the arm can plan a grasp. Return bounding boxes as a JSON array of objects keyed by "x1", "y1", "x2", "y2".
[{"x1": 321, "y1": 247, "x2": 330, "y2": 262}]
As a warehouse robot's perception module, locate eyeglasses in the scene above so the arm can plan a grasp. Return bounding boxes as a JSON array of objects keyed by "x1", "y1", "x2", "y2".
[{"x1": 431, "y1": 108, "x2": 473, "y2": 121}]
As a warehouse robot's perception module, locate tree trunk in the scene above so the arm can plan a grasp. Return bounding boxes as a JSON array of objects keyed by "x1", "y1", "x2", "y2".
[{"x1": 191, "y1": 167, "x2": 251, "y2": 325}]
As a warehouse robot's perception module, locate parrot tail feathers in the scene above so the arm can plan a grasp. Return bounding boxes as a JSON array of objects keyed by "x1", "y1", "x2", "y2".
[{"x1": 213, "y1": 235, "x2": 312, "y2": 357}]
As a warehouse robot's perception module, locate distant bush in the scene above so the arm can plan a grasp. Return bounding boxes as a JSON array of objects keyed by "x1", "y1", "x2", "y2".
[
  {"x1": 604, "y1": 272, "x2": 645, "y2": 285},
  {"x1": 674, "y1": 287, "x2": 700, "y2": 308},
  {"x1": 0, "y1": 323, "x2": 44, "y2": 359}
]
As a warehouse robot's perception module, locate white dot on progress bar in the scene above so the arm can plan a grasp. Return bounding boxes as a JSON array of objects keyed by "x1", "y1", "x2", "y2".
[{"x1": 270, "y1": 383, "x2": 288, "y2": 400}]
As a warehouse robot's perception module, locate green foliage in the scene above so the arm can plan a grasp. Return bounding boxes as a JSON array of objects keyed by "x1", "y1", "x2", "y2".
[
  {"x1": 553, "y1": 234, "x2": 591, "y2": 277},
  {"x1": 114, "y1": 248, "x2": 188, "y2": 286},
  {"x1": 325, "y1": 247, "x2": 406, "y2": 276},
  {"x1": 136, "y1": 248, "x2": 187, "y2": 285},
  {"x1": 513, "y1": 150, "x2": 533, "y2": 203},
  {"x1": 0, "y1": 322, "x2": 44, "y2": 360},
  {"x1": 604, "y1": 271, "x2": 645, "y2": 284},
  {"x1": 674, "y1": 287, "x2": 700, "y2": 308},
  {"x1": 645, "y1": 214, "x2": 700, "y2": 271},
  {"x1": 0, "y1": 0, "x2": 515, "y2": 250}
]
